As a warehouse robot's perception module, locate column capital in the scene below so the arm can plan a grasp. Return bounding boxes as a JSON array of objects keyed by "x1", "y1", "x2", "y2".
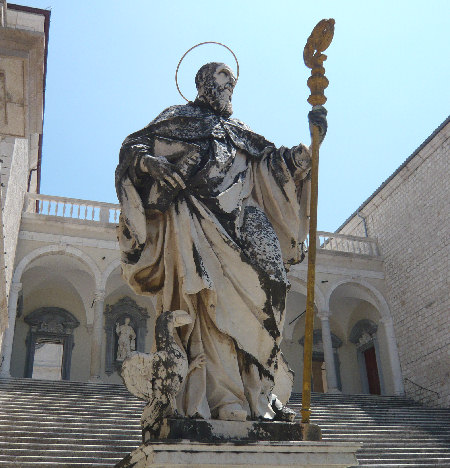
[
  {"x1": 93, "y1": 289, "x2": 106, "y2": 303},
  {"x1": 318, "y1": 310, "x2": 330, "y2": 320},
  {"x1": 379, "y1": 317, "x2": 393, "y2": 326},
  {"x1": 9, "y1": 282, "x2": 22, "y2": 294}
]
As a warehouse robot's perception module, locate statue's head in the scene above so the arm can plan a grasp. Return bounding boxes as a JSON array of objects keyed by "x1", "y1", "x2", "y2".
[
  {"x1": 124, "y1": 317, "x2": 130, "y2": 325},
  {"x1": 195, "y1": 62, "x2": 236, "y2": 118}
]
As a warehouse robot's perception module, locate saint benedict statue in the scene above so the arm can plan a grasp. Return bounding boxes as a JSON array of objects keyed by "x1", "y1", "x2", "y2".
[{"x1": 116, "y1": 62, "x2": 327, "y2": 421}]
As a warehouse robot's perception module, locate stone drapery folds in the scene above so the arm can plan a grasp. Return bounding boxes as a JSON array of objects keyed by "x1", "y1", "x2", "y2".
[{"x1": 116, "y1": 102, "x2": 311, "y2": 420}]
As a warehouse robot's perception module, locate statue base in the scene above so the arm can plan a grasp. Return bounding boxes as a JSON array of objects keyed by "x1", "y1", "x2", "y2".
[
  {"x1": 144, "y1": 417, "x2": 321, "y2": 443},
  {"x1": 115, "y1": 418, "x2": 360, "y2": 467},
  {"x1": 115, "y1": 440, "x2": 361, "y2": 468}
]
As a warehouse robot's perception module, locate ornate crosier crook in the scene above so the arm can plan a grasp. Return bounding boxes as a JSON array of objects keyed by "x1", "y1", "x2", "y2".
[{"x1": 301, "y1": 19, "x2": 335, "y2": 425}]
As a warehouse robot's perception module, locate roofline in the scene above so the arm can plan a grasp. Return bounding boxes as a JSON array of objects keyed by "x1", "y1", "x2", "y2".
[
  {"x1": 336, "y1": 115, "x2": 450, "y2": 233},
  {"x1": 8, "y1": 3, "x2": 51, "y2": 194}
]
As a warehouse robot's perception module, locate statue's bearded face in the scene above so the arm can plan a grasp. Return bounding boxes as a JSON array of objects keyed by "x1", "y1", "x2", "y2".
[{"x1": 195, "y1": 63, "x2": 236, "y2": 118}]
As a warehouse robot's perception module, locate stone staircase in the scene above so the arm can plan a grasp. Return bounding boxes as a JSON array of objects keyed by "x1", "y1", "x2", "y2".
[{"x1": 0, "y1": 378, "x2": 448, "y2": 467}]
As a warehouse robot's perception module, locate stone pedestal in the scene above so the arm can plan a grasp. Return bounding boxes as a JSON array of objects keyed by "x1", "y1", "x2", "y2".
[
  {"x1": 117, "y1": 418, "x2": 360, "y2": 468},
  {"x1": 115, "y1": 440, "x2": 361, "y2": 468},
  {"x1": 146, "y1": 418, "x2": 321, "y2": 444}
]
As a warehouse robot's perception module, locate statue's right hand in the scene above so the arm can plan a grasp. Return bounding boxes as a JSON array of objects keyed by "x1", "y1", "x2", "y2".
[{"x1": 140, "y1": 155, "x2": 186, "y2": 191}]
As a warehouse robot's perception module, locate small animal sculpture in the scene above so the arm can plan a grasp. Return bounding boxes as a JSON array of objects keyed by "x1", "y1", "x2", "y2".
[{"x1": 121, "y1": 310, "x2": 205, "y2": 439}]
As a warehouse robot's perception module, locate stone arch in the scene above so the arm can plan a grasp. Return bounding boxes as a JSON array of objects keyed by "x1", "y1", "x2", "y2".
[
  {"x1": 325, "y1": 278, "x2": 392, "y2": 322},
  {"x1": 289, "y1": 275, "x2": 326, "y2": 312},
  {"x1": 13, "y1": 245, "x2": 102, "y2": 287},
  {"x1": 100, "y1": 258, "x2": 121, "y2": 291}
]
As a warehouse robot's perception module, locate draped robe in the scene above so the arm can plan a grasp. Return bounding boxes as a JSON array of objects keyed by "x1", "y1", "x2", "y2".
[{"x1": 116, "y1": 102, "x2": 311, "y2": 419}]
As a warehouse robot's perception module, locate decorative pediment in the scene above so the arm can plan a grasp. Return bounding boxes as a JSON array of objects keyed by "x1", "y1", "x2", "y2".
[
  {"x1": 349, "y1": 319, "x2": 378, "y2": 345},
  {"x1": 25, "y1": 307, "x2": 80, "y2": 335}
]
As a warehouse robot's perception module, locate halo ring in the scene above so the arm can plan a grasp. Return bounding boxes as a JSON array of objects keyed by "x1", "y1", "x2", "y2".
[{"x1": 175, "y1": 41, "x2": 239, "y2": 103}]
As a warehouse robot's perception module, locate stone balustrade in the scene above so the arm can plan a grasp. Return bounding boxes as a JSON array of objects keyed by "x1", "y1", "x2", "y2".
[
  {"x1": 23, "y1": 193, "x2": 120, "y2": 224},
  {"x1": 317, "y1": 231, "x2": 380, "y2": 256},
  {"x1": 22, "y1": 194, "x2": 380, "y2": 256}
]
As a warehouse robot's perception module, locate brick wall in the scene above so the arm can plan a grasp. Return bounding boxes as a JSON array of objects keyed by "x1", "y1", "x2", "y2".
[{"x1": 338, "y1": 119, "x2": 450, "y2": 407}]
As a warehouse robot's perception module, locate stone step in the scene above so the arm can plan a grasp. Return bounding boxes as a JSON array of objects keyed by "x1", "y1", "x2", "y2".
[
  {"x1": 355, "y1": 465, "x2": 450, "y2": 468},
  {"x1": 0, "y1": 430, "x2": 139, "y2": 440},
  {"x1": 0, "y1": 455, "x2": 123, "y2": 464},
  {"x1": 0, "y1": 426, "x2": 139, "y2": 436},
  {"x1": 357, "y1": 458, "x2": 450, "y2": 463},
  {"x1": 0, "y1": 378, "x2": 448, "y2": 467}
]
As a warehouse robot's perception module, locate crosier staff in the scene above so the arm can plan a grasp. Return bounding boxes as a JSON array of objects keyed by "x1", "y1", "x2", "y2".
[{"x1": 301, "y1": 18, "x2": 335, "y2": 424}]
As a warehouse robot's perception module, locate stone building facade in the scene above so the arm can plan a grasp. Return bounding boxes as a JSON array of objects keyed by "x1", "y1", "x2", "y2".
[
  {"x1": 0, "y1": 2, "x2": 447, "y2": 408},
  {"x1": 0, "y1": 2, "x2": 49, "y2": 343},
  {"x1": 338, "y1": 117, "x2": 450, "y2": 407}
]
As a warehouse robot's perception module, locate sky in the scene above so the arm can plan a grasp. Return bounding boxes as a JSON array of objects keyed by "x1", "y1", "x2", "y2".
[{"x1": 21, "y1": 0, "x2": 450, "y2": 231}]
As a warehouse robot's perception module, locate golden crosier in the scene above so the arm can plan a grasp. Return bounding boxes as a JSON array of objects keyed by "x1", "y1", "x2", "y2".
[
  {"x1": 301, "y1": 19, "x2": 335, "y2": 425},
  {"x1": 303, "y1": 18, "x2": 335, "y2": 106}
]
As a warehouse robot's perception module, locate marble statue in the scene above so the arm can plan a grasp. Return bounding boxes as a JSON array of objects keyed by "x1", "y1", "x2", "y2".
[
  {"x1": 116, "y1": 62, "x2": 327, "y2": 422},
  {"x1": 116, "y1": 317, "x2": 136, "y2": 361}
]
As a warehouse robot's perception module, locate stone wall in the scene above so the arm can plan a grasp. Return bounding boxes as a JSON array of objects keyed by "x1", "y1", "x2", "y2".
[
  {"x1": 2, "y1": 138, "x2": 28, "y2": 297},
  {"x1": 338, "y1": 119, "x2": 450, "y2": 407}
]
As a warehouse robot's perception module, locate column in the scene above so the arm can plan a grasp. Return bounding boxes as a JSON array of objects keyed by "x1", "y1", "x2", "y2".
[
  {"x1": 380, "y1": 317, "x2": 404, "y2": 395},
  {"x1": 89, "y1": 289, "x2": 105, "y2": 382},
  {"x1": 0, "y1": 282, "x2": 22, "y2": 378},
  {"x1": 319, "y1": 312, "x2": 340, "y2": 393}
]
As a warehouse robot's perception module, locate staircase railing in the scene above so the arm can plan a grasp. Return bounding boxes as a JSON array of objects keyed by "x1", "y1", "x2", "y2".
[{"x1": 404, "y1": 377, "x2": 440, "y2": 406}]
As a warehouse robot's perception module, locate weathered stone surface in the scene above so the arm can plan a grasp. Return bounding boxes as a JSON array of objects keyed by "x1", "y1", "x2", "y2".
[
  {"x1": 115, "y1": 440, "x2": 361, "y2": 468},
  {"x1": 116, "y1": 61, "x2": 327, "y2": 423},
  {"x1": 150, "y1": 417, "x2": 321, "y2": 443}
]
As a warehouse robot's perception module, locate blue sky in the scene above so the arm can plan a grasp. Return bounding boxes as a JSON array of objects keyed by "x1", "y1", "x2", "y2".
[{"x1": 23, "y1": 0, "x2": 449, "y2": 231}]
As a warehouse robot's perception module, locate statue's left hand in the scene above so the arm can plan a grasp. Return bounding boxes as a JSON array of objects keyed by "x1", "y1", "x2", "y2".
[{"x1": 308, "y1": 105, "x2": 327, "y2": 142}]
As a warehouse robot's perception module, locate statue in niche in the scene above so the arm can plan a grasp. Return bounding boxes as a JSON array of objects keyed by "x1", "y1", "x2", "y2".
[
  {"x1": 116, "y1": 317, "x2": 136, "y2": 361},
  {"x1": 116, "y1": 61, "x2": 327, "y2": 421}
]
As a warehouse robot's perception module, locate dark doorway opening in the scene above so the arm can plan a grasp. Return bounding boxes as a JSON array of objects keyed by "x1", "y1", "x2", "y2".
[{"x1": 364, "y1": 346, "x2": 381, "y2": 395}]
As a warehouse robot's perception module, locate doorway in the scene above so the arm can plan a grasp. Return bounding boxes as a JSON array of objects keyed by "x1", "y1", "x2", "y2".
[
  {"x1": 24, "y1": 307, "x2": 79, "y2": 380},
  {"x1": 311, "y1": 359, "x2": 326, "y2": 393},
  {"x1": 32, "y1": 341, "x2": 64, "y2": 380},
  {"x1": 364, "y1": 346, "x2": 381, "y2": 395}
]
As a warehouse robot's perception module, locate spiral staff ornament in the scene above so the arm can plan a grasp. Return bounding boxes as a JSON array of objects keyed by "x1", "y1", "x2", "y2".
[
  {"x1": 301, "y1": 18, "x2": 335, "y2": 425},
  {"x1": 175, "y1": 41, "x2": 240, "y2": 103}
]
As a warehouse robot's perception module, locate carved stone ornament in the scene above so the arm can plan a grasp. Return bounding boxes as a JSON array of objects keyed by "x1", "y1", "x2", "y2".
[
  {"x1": 104, "y1": 297, "x2": 148, "y2": 375},
  {"x1": 24, "y1": 307, "x2": 80, "y2": 380},
  {"x1": 349, "y1": 319, "x2": 378, "y2": 350}
]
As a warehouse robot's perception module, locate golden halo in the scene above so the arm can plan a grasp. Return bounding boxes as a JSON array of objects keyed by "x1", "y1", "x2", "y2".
[{"x1": 175, "y1": 41, "x2": 240, "y2": 103}]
